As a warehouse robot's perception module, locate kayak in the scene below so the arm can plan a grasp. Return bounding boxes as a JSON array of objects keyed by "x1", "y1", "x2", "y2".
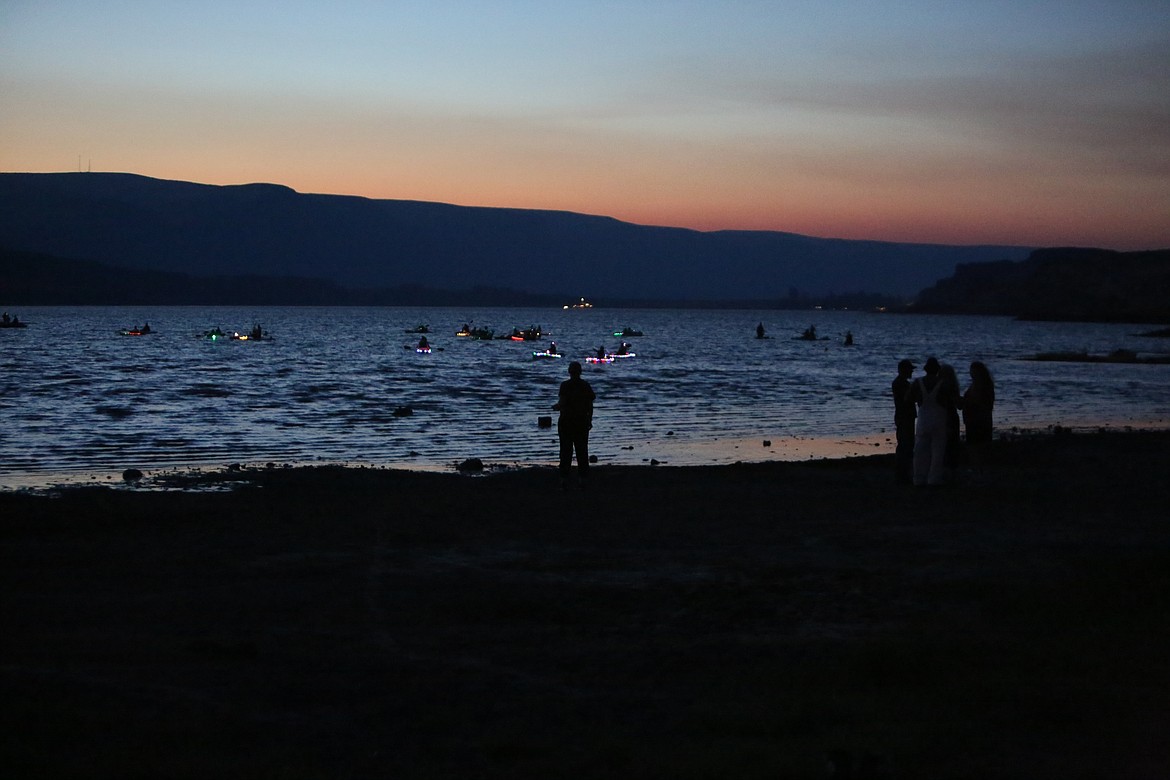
[
  {"x1": 532, "y1": 350, "x2": 563, "y2": 359},
  {"x1": 613, "y1": 328, "x2": 643, "y2": 337},
  {"x1": 507, "y1": 326, "x2": 542, "y2": 341},
  {"x1": 229, "y1": 324, "x2": 270, "y2": 341},
  {"x1": 611, "y1": 352, "x2": 636, "y2": 359},
  {"x1": 585, "y1": 356, "x2": 614, "y2": 364}
]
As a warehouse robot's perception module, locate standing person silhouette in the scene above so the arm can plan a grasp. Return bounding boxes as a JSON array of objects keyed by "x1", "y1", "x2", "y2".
[
  {"x1": 553, "y1": 361, "x2": 595, "y2": 489},
  {"x1": 908, "y1": 356, "x2": 955, "y2": 486},
  {"x1": 892, "y1": 359, "x2": 916, "y2": 484},
  {"x1": 939, "y1": 363, "x2": 963, "y2": 481},
  {"x1": 962, "y1": 361, "x2": 995, "y2": 474}
]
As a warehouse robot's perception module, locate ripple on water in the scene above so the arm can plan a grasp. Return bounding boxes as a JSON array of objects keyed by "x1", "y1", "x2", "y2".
[
  {"x1": 181, "y1": 384, "x2": 234, "y2": 398},
  {"x1": 94, "y1": 405, "x2": 135, "y2": 419}
]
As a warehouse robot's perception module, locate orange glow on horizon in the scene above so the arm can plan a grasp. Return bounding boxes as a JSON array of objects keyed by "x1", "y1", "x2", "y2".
[
  {"x1": 8, "y1": 160, "x2": 1163, "y2": 252},
  {"x1": 302, "y1": 175, "x2": 1170, "y2": 251}
]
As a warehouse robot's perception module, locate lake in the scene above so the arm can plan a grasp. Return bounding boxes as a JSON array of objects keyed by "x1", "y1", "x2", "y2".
[{"x1": 2, "y1": 306, "x2": 1168, "y2": 487}]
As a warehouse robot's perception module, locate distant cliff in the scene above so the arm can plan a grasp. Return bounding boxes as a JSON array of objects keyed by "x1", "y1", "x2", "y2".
[
  {"x1": 911, "y1": 248, "x2": 1170, "y2": 322},
  {"x1": 0, "y1": 172, "x2": 1028, "y2": 302}
]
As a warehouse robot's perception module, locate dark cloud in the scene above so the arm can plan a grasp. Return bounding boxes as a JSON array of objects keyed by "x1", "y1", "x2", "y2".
[{"x1": 772, "y1": 40, "x2": 1170, "y2": 175}]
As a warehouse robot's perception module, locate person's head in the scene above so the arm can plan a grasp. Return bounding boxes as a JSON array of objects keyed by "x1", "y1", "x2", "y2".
[
  {"x1": 568, "y1": 361, "x2": 582, "y2": 377},
  {"x1": 940, "y1": 363, "x2": 959, "y2": 387},
  {"x1": 923, "y1": 356, "x2": 940, "y2": 375},
  {"x1": 898, "y1": 358, "x2": 915, "y2": 377},
  {"x1": 970, "y1": 360, "x2": 992, "y2": 386}
]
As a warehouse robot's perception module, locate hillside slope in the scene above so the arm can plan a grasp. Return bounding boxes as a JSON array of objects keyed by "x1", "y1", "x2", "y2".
[{"x1": 0, "y1": 172, "x2": 1028, "y2": 300}]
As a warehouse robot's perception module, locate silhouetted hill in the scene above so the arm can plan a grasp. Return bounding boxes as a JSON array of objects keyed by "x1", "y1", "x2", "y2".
[
  {"x1": 0, "y1": 247, "x2": 563, "y2": 307},
  {"x1": 0, "y1": 247, "x2": 910, "y2": 309},
  {"x1": 0, "y1": 247, "x2": 346, "y2": 305},
  {"x1": 911, "y1": 247, "x2": 1170, "y2": 322},
  {"x1": 0, "y1": 172, "x2": 1029, "y2": 302}
]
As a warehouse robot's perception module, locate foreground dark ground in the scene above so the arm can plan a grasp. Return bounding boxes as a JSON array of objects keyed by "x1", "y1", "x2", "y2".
[{"x1": 3, "y1": 431, "x2": 1170, "y2": 779}]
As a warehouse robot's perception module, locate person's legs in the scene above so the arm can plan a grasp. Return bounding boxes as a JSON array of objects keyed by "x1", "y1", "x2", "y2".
[
  {"x1": 575, "y1": 432, "x2": 590, "y2": 483},
  {"x1": 559, "y1": 433, "x2": 574, "y2": 481},
  {"x1": 896, "y1": 424, "x2": 914, "y2": 484},
  {"x1": 913, "y1": 431, "x2": 931, "y2": 486},
  {"x1": 928, "y1": 429, "x2": 949, "y2": 485}
]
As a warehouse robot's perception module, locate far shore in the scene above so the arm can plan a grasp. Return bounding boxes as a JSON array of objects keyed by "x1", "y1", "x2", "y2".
[{"x1": 3, "y1": 429, "x2": 1170, "y2": 778}]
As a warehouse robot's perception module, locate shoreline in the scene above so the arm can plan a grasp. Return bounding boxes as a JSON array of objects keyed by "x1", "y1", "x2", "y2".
[
  {"x1": 4, "y1": 421, "x2": 1167, "y2": 493},
  {"x1": 4, "y1": 429, "x2": 1170, "y2": 777}
]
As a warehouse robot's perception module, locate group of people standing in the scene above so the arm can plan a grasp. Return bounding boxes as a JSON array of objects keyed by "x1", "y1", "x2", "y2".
[
  {"x1": 893, "y1": 356, "x2": 995, "y2": 486},
  {"x1": 553, "y1": 352, "x2": 995, "y2": 492}
]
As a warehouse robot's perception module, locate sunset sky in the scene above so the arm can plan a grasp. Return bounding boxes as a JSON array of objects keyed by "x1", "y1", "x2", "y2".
[{"x1": 2, "y1": 1, "x2": 1168, "y2": 249}]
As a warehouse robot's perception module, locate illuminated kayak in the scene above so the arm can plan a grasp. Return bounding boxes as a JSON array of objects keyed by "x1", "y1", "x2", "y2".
[
  {"x1": 200, "y1": 328, "x2": 228, "y2": 341},
  {"x1": 506, "y1": 326, "x2": 542, "y2": 341},
  {"x1": 457, "y1": 327, "x2": 494, "y2": 339},
  {"x1": 119, "y1": 327, "x2": 153, "y2": 336},
  {"x1": 613, "y1": 328, "x2": 643, "y2": 337},
  {"x1": 601, "y1": 340, "x2": 636, "y2": 358},
  {"x1": 532, "y1": 350, "x2": 563, "y2": 359},
  {"x1": 585, "y1": 356, "x2": 614, "y2": 364},
  {"x1": 230, "y1": 325, "x2": 270, "y2": 341}
]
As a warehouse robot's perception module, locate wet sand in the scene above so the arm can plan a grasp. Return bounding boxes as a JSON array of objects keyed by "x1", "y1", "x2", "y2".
[{"x1": 3, "y1": 430, "x2": 1170, "y2": 778}]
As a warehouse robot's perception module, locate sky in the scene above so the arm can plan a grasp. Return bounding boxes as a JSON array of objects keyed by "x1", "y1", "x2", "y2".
[{"x1": 2, "y1": 0, "x2": 1168, "y2": 250}]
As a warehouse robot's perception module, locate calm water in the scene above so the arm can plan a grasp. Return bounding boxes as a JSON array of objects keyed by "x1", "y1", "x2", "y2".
[{"x1": 2, "y1": 306, "x2": 1168, "y2": 486}]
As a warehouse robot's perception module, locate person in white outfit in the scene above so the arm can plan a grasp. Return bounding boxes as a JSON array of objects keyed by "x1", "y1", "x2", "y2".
[{"x1": 908, "y1": 357, "x2": 956, "y2": 486}]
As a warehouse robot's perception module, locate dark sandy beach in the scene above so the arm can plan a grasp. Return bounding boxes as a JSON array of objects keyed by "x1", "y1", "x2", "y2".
[{"x1": 3, "y1": 430, "x2": 1170, "y2": 778}]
